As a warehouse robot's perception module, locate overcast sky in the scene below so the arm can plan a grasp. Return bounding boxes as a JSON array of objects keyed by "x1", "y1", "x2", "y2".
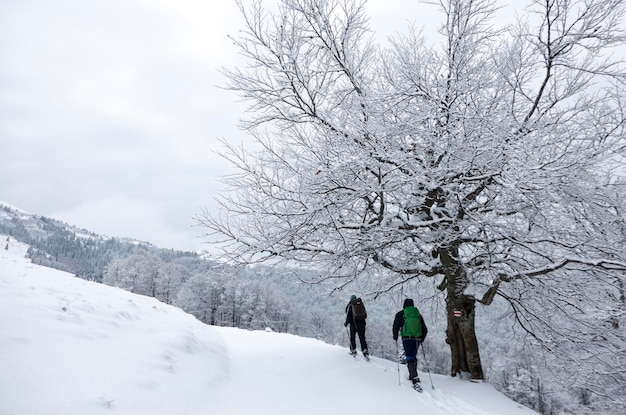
[{"x1": 0, "y1": 0, "x2": 504, "y2": 252}]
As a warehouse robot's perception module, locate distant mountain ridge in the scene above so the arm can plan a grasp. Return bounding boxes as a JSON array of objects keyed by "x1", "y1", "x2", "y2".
[
  {"x1": 0, "y1": 200, "x2": 27, "y2": 214},
  {"x1": 0, "y1": 201, "x2": 202, "y2": 281}
]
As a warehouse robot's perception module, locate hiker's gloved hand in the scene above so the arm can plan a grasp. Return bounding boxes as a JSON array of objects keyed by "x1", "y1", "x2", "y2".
[
  {"x1": 393, "y1": 335, "x2": 398, "y2": 341},
  {"x1": 344, "y1": 322, "x2": 348, "y2": 327}
]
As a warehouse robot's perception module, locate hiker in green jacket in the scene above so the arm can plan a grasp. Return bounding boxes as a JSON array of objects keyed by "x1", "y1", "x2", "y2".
[{"x1": 392, "y1": 298, "x2": 428, "y2": 390}]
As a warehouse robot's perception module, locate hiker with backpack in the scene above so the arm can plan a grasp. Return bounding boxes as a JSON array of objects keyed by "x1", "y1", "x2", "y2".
[
  {"x1": 344, "y1": 295, "x2": 369, "y2": 359},
  {"x1": 393, "y1": 298, "x2": 428, "y2": 391}
]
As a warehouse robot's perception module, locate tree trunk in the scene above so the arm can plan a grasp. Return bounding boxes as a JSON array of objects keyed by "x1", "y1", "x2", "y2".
[
  {"x1": 446, "y1": 294, "x2": 484, "y2": 380},
  {"x1": 440, "y1": 248, "x2": 485, "y2": 380}
]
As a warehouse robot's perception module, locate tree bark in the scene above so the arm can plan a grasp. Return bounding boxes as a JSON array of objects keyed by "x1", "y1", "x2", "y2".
[
  {"x1": 440, "y1": 248, "x2": 485, "y2": 380},
  {"x1": 446, "y1": 295, "x2": 484, "y2": 380}
]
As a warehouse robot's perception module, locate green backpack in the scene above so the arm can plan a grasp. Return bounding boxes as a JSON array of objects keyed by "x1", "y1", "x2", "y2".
[{"x1": 400, "y1": 306, "x2": 422, "y2": 338}]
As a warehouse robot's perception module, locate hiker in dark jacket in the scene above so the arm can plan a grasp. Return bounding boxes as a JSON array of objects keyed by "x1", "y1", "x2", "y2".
[
  {"x1": 345, "y1": 295, "x2": 369, "y2": 358},
  {"x1": 393, "y1": 298, "x2": 428, "y2": 389}
]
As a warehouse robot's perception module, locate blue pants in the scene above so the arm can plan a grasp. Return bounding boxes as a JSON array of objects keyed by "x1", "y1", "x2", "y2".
[
  {"x1": 402, "y1": 338, "x2": 421, "y2": 382},
  {"x1": 402, "y1": 338, "x2": 421, "y2": 362}
]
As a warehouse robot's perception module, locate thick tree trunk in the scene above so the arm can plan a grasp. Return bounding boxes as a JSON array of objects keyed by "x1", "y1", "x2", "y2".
[
  {"x1": 446, "y1": 295, "x2": 484, "y2": 380},
  {"x1": 446, "y1": 307, "x2": 469, "y2": 375},
  {"x1": 440, "y1": 248, "x2": 485, "y2": 380}
]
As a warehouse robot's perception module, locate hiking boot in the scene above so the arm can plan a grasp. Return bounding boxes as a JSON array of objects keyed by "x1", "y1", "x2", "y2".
[
  {"x1": 362, "y1": 349, "x2": 369, "y2": 357},
  {"x1": 349, "y1": 349, "x2": 357, "y2": 356}
]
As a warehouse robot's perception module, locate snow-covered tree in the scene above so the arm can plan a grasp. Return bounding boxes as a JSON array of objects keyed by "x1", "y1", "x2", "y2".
[
  {"x1": 199, "y1": 0, "x2": 625, "y2": 406},
  {"x1": 156, "y1": 262, "x2": 191, "y2": 304},
  {"x1": 175, "y1": 272, "x2": 219, "y2": 324},
  {"x1": 103, "y1": 251, "x2": 165, "y2": 297}
]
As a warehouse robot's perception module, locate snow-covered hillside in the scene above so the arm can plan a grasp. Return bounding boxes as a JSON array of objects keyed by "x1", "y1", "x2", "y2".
[
  {"x1": 0, "y1": 235, "x2": 537, "y2": 415},
  {"x1": 0, "y1": 200, "x2": 28, "y2": 214}
]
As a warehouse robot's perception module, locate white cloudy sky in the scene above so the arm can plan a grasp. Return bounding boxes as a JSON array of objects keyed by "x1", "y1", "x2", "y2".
[{"x1": 0, "y1": 0, "x2": 510, "y2": 252}]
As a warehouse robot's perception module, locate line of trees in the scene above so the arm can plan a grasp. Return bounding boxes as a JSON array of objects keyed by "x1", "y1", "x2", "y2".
[{"x1": 102, "y1": 250, "x2": 333, "y2": 335}]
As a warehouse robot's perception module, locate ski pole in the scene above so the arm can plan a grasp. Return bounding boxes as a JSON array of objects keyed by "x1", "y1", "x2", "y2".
[
  {"x1": 346, "y1": 325, "x2": 356, "y2": 356},
  {"x1": 421, "y1": 342, "x2": 434, "y2": 390},
  {"x1": 395, "y1": 340, "x2": 401, "y2": 386}
]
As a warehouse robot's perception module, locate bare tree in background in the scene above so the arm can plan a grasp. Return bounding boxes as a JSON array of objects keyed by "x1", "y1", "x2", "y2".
[{"x1": 198, "y1": 0, "x2": 626, "y2": 393}]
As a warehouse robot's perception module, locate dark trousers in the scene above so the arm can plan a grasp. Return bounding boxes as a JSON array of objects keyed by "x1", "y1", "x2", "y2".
[
  {"x1": 402, "y1": 338, "x2": 421, "y2": 382},
  {"x1": 349, "y1": 319, "x2": 368, "y2": 352}
]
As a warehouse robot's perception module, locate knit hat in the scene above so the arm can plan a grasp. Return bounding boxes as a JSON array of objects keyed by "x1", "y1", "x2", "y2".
[
  {"x1": 403, "y1": 298, "x2": 414, "y2": 308},
  {"x1": 350, "y1": 295, "x2": 357, "y2": 301}
]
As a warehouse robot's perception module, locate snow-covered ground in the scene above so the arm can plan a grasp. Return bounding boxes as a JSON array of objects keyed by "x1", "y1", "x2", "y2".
[{"x1": 0, "y1": 235, "x2": 537, "y2": 415}]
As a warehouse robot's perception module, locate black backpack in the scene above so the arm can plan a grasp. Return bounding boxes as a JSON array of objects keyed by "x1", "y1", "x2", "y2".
[{"x1": 351, "y1": 298, "x2": 367, "y2": 320}]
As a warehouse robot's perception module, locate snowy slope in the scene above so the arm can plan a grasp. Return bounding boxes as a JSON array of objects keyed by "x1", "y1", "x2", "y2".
[{"x1": 0, "y1": 236, "x2": 537, "y2": 415}]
